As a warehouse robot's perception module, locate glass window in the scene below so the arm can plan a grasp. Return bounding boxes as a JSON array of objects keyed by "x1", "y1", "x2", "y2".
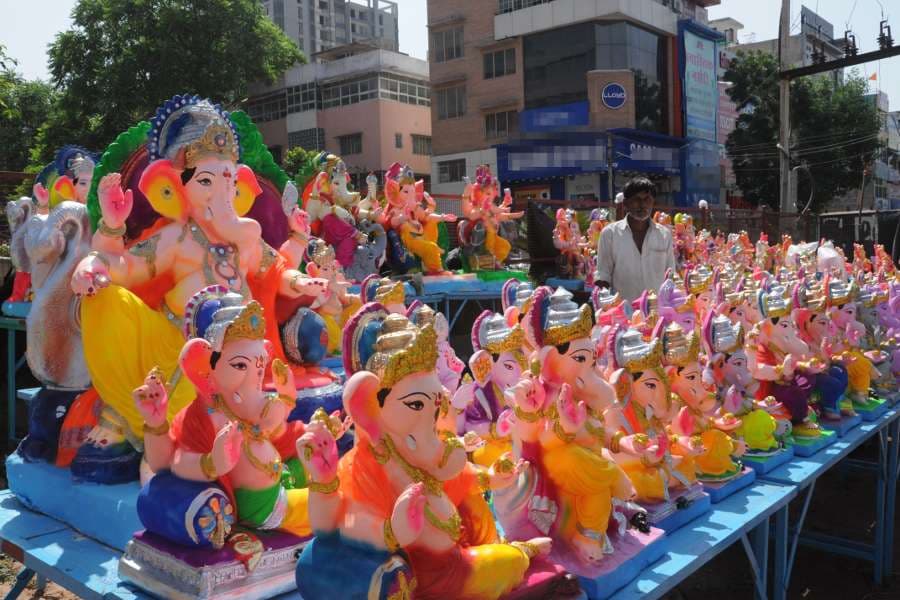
[
  {"x1": 395, "y1": 133, "x2": 403, "y2": 149},
  {"x1": 412, "y1": 135, "x2": 432, "y2": 156},
  {"x1": 523, "y1": 22, "x2": 595, "y2": 108},
  {"x1": 436, "y1": 85, "x2": 466, "y2": 119},
  {"x1": 523, "y1": 21, "x2": 667, "y2": 132},
  {"x1": 431, "y1": 27, "x2": 463, "y2": 63},
  {"x1": 339, "y1": 133, "x2": 363, "y2": 155},
  {"x1": 438, "y1": 159, "x2": 466, "y2": 183},
  {"x1": 485, "y1": 110, "x2": 518, "y2": 139},
  {"x1": 484, "y1": 47, "x2": 516, "y2": 79},
  {"x1": 273, "y1": 0, "x2": 285, "y2": 29}
]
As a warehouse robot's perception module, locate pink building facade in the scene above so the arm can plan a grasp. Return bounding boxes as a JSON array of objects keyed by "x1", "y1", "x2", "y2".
[{"x1": 247, "y1": 45, "x2": 432, "y2": 184}]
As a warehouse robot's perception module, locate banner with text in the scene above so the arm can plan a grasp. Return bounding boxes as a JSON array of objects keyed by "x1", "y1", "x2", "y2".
[{"x1": 684, "y1": 30, "x2": 718, "y2": 142}]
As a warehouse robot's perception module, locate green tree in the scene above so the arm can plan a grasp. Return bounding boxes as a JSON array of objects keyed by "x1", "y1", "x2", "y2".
[
  {"x1": 725, "y1": 50, "x2": 880, "y2": 212},
  {"x1": 32, "y1": 0, "x2": 304, "y2": 167},
  {"x1": 0, "y1": 76, "x2": 56, "y2": 172},
  {"x1": 282, "y1": 146, "x2": 321, "y2": 189}
]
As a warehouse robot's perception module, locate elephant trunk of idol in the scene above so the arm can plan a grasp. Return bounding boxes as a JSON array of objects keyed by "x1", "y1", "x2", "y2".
[
  {"x1": 197, "y1": 177, "x2": 261, "y2": 244},
  {"x1": 22, "y1": 202, "x2": 92, "y2": 390}
]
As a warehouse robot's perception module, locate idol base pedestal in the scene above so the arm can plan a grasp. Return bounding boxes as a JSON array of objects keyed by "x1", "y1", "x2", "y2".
[
  {"x1": 821, "y1": 413, "x2": 862, "y2": 437},
  {"x1": 701, "y1": 467, "x2": 756, "y2": 503},
  {"x1": 789, "y1": 429, "x2": 838, "y2": 457},
  {"x1": 576, "y1": 528, "x2": 667, "y2": 600},
  {"x1": 743, "y1": 446, "x2": 796, "y2": 473},
  {"x1": 642, "y1": 484, "x2": 711, "y2": 533}
]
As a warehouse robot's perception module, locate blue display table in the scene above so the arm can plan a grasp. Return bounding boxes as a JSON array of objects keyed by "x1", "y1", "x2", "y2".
[
  {"x1": 609, "y1": 482, "x2": 797, "y2": 600},
  {"x1": 760, "y1": 408, "x2": 900, "y2": 599}
]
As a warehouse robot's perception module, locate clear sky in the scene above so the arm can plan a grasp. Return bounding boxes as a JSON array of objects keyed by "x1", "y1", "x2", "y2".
[{"x1": 1, "y1": 0, "x2": 896, "y2": 107}]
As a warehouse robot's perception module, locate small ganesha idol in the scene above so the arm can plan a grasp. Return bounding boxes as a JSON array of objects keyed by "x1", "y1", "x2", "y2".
[
  {"x1": 495, "y1": 288, "x2": 647, "y2": 575},
  {"x1": 702, "y1": 310, "x2": 785, "y2": 458},
  {"x1": 661, "y1": 321, "x2": 744, "y2": 484},
  {"x1": 121, "y1": 286, "x2": 349, "y2": 598},
  {"x1": 297, "y1": 304, "x2": 571, "y2": 600},
  {"x1": 453, "y1": 310, "x2": 527, "y2": 466},
  {"x1": 604, "y1": 325, "x2": 700, "y2": 508}
]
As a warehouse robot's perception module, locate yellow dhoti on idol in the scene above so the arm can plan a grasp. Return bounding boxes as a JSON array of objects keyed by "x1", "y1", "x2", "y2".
[
  {"x1": 543, "y1": 442, "x2": 619, "y2": 542},
  {"x1": 81, "y1": 285, "x2": 196, "y2": 439},
  {"x1": 484, "y1": 224, "x2": 512, "y2": 264},
  {"x1": 400, "y1": 226, "x2": 444, "y2": 273},
  {"x1": 622, "y1": 451, "x2": 696, "y2": 502},
  {"x1": 844, "y1": 349, "x2": 873, "y2": 397}
]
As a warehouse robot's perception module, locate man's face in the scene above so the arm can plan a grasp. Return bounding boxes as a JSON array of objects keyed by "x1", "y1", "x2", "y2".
[{"x1": 625, "y1": 191, "x2": 654, "y2": 222}]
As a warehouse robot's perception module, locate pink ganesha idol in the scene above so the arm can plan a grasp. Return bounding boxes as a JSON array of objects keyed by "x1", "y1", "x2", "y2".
[
  {"x1": 458, "y1": 165, "x2": 523, "y2": 271},
  {"x1": 296, "y1": 304, "x2": 575, "y2": 600},
  {"x1": 661, "y1": 320, "x2": 744, "y2": 485},
  {"x1": 494, "y1": 288, "x2": 649, "y2": 573},
  {"x1": 602, "y1": 324, "x2": 704, "y2": 523}
]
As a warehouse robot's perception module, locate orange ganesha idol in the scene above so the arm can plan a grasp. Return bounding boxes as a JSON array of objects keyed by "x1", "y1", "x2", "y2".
[{"x1": 295, "y1": 303, "x2": 574, "y2": 600}]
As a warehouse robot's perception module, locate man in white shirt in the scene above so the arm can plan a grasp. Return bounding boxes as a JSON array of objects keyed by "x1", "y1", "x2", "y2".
[{"x1": 593, "y1": 177, "x2": 676, "y2": 302}]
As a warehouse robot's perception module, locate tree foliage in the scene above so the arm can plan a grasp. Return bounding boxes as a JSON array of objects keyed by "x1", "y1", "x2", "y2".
[
  {"x1": 31, "y1": 0, "x2": 304, "y2": 167},
  {"x1": 725, "y1": 50, "x2": 881, "y2": 212},
  {"x1": 282, "y1": 146, "x2": 321, "y2": 190},
  {"x1": 0, "y1": 46, "x2": 56, "y2": 172}
]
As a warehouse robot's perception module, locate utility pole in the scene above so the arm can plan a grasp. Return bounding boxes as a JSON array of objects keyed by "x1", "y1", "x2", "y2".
[{"x1": 778, "y1": 0, "x2": 792, "y2": 213}]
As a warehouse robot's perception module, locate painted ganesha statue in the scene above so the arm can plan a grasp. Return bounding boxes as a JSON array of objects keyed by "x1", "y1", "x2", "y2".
[
  {"x1": 458, "y1": 165, "x2": 523, "y2": 271},
  {"x1": 296, "y1": 304, "x2": 573, "y2": 600},
  {"x1": 120, "y1": 287, "x2": 349, "y2": 598},
  {"x1": 64, "y1": 95, "x2": 338, "y2": 484}
]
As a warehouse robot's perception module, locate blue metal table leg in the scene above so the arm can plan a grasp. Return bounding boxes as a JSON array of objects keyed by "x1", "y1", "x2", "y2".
[
  {"x1": 741, "y1": 517, "x2": 769, "y2": 600},
  {"x1": 874, "y1": 428, "x2": 888, "y2": 584},
  {"x1": 773, "y1": 504, "x2": 788, "y2": 600},
  {"x1": 786, "y1": 480, "x2": 817, "y2": 582},
  {"x1": 5, "y1": 566, "x2": 35, "y2": 600},
  {"x1": 884, "y1": 417, "x2": 900, "y2": 576},
  {"x1": 6, "y1": 328, "x2": 16, "y2": 449}
]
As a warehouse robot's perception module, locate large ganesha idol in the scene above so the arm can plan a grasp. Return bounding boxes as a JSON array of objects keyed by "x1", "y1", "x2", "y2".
[
  {"x1": 494, "y1": 287, "x2": 649, "y2": 575},
  {"x1": 382, "y1": 162, "x2": 456, "y2": 275},
  {"x1": 458, "y1": 165, "x2": 523, "y2": 271},
  {"x1": 120, "y1": 286, "x2": 349, "y2": 599},
  {"x1": 5, "y1": 146, "x2": 97, "y2": 463},
  {"x1": 296, "y1": 304, "x2": 573, "y2": 600},
  {"x1": 64, "y1": 95, "x2": 338, "y2": 484}
]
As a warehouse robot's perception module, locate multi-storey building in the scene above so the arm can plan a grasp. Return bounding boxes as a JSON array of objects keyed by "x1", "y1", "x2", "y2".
[
  {"x1": 249, "y1": 2, "x2": 430, "y2": 183},
  {"x1": 427, "y1": 0, "x2": 723, "y2": 207},
  {"x1": 259, "y1": 0, "x2": 399, "y2": 56}
]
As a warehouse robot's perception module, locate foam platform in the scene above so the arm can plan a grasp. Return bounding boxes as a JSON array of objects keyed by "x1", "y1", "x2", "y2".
[
  {"x1": 821, "y1": 413, "x2": 862, "y2": 437},
  {"x1": 855, "y1": 397, "x2": 890, "y2": 421},
  {"x1": 643, "y1": 485, "x2": 711, "y2": 533},
  {"x1": 6, "y1": 453, "x2": 140, "y2": 551},
  {"x1": 120, "y1": 529, "x2": 308, "y2": 600},
  {"x1": 576, "y1": 528, "x2": 667, "y2": 600},
  {"x1": 742, "y1": 446, "x2": 795, "y2": 474},
  {"x1": 789, "y1": 429, "x2": 838, "y2": 457},
  {"x1": 1, "y1": 301, "x2": 30, "y2": 318},
  {"x1": 701, "y1": 467, "x2": 756, "y2": 503}
]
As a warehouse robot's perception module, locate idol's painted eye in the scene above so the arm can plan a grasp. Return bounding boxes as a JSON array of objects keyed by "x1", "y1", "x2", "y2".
[
  {"x1": 644, "y1": 382, "x2": 657, "y2": 390},
  {"x1": 229, "y1": 360, "x2": 248, "y2": 371},
  {"x1": 403, "y1": 399, "x2": 425, "y2": 411},
  {"x1": 197, "y1": 177, "x2": 213, "y2": 187}
]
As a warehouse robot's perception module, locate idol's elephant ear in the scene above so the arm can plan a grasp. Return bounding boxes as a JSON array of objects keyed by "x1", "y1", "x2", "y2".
[
  {"x1": 6, "y1": 198, "x2": 34, "y2": 272},
  {"x1": 343, "y1": 371, "x2": 383, "y2": 443}
]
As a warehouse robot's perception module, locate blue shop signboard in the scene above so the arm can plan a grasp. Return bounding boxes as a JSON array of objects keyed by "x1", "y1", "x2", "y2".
[{"x1": 519, "y1": 101, "x2": 590, "y2": 133}]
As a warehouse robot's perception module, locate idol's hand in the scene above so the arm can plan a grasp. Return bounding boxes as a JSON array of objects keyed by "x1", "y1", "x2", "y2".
[
  {"x1": 97, "y1": 173, "x2": 133, "y2": 229},
  {"x1": 212, "y1": 422, "x2": 242, "y2": 477},
  {"x1": 296, "y1": 420, "x2": 339, "y2": 484},
  {"x1": 133, "y1": 367, "x2": 168, "y2": 428},
  {"x1": 71, "y1": 254, "x2": 111, "y2": 297},
  {"x1": 33, "y1": 182, "x2": 50, "y2": 210}
]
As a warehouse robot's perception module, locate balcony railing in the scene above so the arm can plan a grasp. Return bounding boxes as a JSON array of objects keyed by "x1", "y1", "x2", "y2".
[{"x1": 497, "y1": 0, "x2": 552, "y2": 15}]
